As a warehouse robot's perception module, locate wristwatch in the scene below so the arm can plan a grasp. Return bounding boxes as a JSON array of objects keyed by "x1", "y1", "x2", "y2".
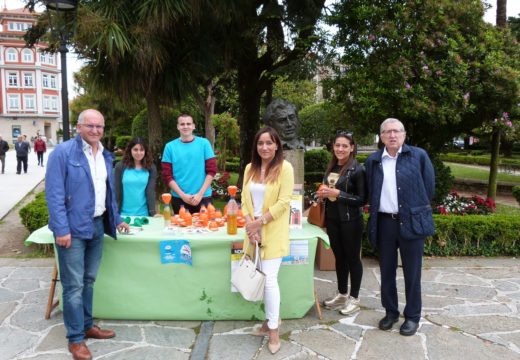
[{"x1": 261, "y1": 216, "x2": 268, "y2": 225}]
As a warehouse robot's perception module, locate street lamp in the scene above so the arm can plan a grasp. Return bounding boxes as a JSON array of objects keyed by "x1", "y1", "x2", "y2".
[{"x1": 44, "y1": 0, "x2": 78, "y2": 142}]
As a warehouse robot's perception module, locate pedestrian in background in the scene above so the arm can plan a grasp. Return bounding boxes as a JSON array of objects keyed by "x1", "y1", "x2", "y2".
[
  {"x1": 15, "y1": 135, "x2": 30, "y2": 174},
  {"x1": 365, "y1": 117, "x2": 435, "y2": 336},
  {"x1": 0, "y1": 134, "x2": 8, "y2": 174},
  {"x1": 318, "y1": 130, "x2": 367, "y2": 316},
  {"x1": 34, "y1": 135, "x2": 47, "y2": 167}
]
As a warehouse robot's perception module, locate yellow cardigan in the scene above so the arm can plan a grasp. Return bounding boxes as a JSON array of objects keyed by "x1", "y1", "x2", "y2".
[{"x1": 241, "y1": 160, "x2": 294, "y2": 260}]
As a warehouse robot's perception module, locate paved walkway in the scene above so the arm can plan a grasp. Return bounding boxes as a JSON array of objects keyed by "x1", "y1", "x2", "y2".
[
  {"x1": 0, "y1": 257, "x2": 518, "y2": 360},
  {"x1": 0, "y1": 148, "x2": 52, "y2": 219}
]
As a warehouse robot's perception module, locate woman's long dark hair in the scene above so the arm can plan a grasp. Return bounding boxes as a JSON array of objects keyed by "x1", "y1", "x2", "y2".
[
  {"x1": 247, "y1": 126, "x2": 284, "y2": 184},
  {"x1": 325, "y1": 132, "x2": 357, "y2": 178},
  {"x1": 121, "y1": 137, "x2": 154, "y2": 170}
]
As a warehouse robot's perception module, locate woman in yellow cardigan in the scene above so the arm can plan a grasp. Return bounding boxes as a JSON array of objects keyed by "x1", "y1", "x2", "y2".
[{"x1": 242, "y1": 126, "x2": 294, "y2": 355}]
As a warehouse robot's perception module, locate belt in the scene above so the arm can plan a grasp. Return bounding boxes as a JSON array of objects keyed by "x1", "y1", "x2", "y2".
[{"x1": 379, "y1": 212, "x2": 399, "y2": 220}]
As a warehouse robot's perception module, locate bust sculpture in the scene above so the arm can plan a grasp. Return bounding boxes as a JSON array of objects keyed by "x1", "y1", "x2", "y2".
[{"x1": 263, "y1": 99, "x2": 304, "y2": 150}]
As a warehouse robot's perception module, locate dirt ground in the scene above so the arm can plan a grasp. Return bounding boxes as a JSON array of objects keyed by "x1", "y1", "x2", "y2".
[{"x1": 0, "y1": 182, "x2": 517, "y2": 257}]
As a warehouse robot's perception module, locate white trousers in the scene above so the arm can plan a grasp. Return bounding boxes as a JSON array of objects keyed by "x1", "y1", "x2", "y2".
[{"x1": 260, "y1": 257, "x2": 283, "y2": 329}]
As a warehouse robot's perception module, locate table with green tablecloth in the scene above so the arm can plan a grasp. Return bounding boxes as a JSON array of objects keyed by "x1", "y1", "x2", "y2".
[{"x1": 25, "y1": 217, "x2": 329, "y2": 320}]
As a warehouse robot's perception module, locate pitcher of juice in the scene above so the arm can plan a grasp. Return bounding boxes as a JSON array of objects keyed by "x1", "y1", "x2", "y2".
[
  {"x1": 226, "y1": 186, "x2": 238, "y2": 235},
  {"x1": 161, "y1": 193, "x2": 172, "y2": 224}
]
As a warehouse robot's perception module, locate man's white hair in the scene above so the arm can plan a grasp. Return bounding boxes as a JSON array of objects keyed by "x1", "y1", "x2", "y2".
[{"x1": 380, "y1": 118, "x2": 406, "y2": 134}]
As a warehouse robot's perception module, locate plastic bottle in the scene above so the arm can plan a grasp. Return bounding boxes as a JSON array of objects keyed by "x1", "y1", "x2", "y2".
[
  {"x1": 163, "y1": 203, "x2": 171, "y2": 224},
  {"x1": 227, "y1": 186, "x2": 238, "y2": 235},
  {"x1": 179, "y1": 205, "x2": 186, "y2": 218}
]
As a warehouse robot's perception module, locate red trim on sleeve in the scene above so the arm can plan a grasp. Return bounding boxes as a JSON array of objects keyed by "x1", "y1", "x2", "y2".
[
  {"x1": 161, "y1": 162, "x2": 174, "y2": 185},
  {"x1": 205, "y1": 157, "x2": 217, "y2": 177}
]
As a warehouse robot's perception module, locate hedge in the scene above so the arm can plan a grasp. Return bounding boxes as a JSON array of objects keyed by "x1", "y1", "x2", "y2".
[
  {"x1": 438, "y1": 153, "x2": 520, "y2": 169},
  {"x1": 19, "y1": 192, "x2": 49, "y2": 233},
  {"x1": 361, "y1": 214, "x2": 520, "y2": 257},
  {"x1": 21, "y1": 192, "x2": 520, "y2": 257},
  {"x1": 512, "y1": 185, "x2": 520, "y2": 205}
]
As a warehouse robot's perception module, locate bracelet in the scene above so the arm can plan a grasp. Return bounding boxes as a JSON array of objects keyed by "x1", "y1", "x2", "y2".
[{"x1": 261, "y1": 215, "x2": 268, "y2": 225}]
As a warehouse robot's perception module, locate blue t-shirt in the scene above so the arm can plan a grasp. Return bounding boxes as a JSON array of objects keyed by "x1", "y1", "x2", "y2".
[
  {"x1": 121, "y1": 168, "x2": 150, "y2": 216},
  {"x1": 162, "y1": 136, "x2": 215, "y2": 198}
]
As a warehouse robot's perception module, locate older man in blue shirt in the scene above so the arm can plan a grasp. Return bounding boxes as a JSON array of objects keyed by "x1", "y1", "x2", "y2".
[
  {"x1": 46, "y1": 109, "x2": 129, "y2": 360},
  {"x1": 365, "y1": 118, "x2": 435, "y2": 337}
]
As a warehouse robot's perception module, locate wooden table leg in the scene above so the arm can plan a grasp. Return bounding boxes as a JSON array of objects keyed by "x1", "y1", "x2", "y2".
[
  {"x1": 314, "y1": 289, "x2": 323, "y2": 320},
  {"x1": 45, "y1": 262, "x2": 60, "y2": 320}
]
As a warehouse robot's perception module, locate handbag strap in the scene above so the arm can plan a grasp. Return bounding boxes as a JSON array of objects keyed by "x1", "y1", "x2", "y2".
[{"x1": 241, "y1": 241, "x2": 261, "y2": 270}]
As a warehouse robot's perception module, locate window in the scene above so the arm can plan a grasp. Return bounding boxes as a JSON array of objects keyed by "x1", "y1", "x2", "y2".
[
  {"x1": 6, "y1": 48, "x2": 17, "y2": 62},
  {"x1": 40, "y1": 53, "x2": 46, "y2": 63},
  {"x1": 43, "y1": 96, "x2": 58, "y2": 111},
  {"x1": 8, "y1": 94, "x2": 20, "y2": 110},
  {"x1": 24, "y1": 95, "x2": 36, "y2": 110},
  {"x1": 47, "y1": 54, "x2": 55, "y2": 65},
  {"x1": 23, "y1": 72, "x2": 34, "y2": 87},
  {"x1": 49, "y1": 75, "x2": 57, "y2": 89},
  {"x1": 22, "y1": 49, "x2": 33, "y2": 63},
  {"x1": 42, "y1": 74, "x2": 49, "y2": 88},
  {"x1": 8, "y1": 22, "x2": 31, "y2": 31},
  {"x1": 8, "y1": 72, "x2": 19, "y2": 87}
]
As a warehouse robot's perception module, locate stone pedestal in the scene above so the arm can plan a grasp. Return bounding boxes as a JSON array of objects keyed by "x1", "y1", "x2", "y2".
[{"x1": 283, "y1": 149, "x2": 304, "y2": 186}]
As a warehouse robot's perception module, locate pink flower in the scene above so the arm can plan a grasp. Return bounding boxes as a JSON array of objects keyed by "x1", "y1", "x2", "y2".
[{"x1": 405, "y1": 82, "x2": 411, "y2": 90}]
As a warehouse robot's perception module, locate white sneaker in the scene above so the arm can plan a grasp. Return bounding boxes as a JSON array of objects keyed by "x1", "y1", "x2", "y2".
[
  {"x1": 323, "y1": 293, "x2": 349, "y2": 309},
  {"x1": 339, "y1": 297, "x2": 360, "y2": 315}
]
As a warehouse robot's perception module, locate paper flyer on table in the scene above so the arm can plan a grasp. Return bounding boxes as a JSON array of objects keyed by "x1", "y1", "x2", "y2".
[
  {"x1": 282, "y1": 239, "x2": 308, "y2": 265},
  {"x1": 230, "y1": 242, "x2": 244, "y2": 292},
  {"x1": 160, "y1": 240, "x2": 192, "y2": 265}
]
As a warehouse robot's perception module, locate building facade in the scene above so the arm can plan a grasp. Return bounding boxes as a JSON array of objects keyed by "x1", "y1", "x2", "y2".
[{"x1": 0, "y1": 7, "x2": 61, "y2": 145}]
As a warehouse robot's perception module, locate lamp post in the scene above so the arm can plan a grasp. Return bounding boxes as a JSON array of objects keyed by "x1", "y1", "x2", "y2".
[{"x1": 45, "y1": 0, "x2": 78, "y2": 142}]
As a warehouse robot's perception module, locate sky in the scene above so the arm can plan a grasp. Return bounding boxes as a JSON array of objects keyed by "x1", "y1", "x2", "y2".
[{"x1": 3, "y1": 0, "x2": 520, "y2": 100}]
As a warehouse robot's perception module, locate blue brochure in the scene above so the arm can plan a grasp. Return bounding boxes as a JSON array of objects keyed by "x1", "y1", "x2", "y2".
[{"x1": 160, "y1": 240, "x2": 192, "y2": 265}]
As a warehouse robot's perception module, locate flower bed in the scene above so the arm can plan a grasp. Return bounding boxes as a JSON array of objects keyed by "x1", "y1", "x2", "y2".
[{"x1": 434, "y1": 192, "x2": 495, "y2": 215}]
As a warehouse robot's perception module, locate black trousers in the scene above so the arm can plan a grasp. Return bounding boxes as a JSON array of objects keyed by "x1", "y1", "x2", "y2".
[
  {"x1": 37, "y1": 151, "x2": 44, "y2": 165},
  {"x1": 377, "y1": 215, "x2": 424, "y2": 322},
  {"x1": 171, "y1": 196, "x2": 213, "y2": 214},
  {"x1": 326, "y1": 216, "x2": 364, "y2": 298},
  {"x1": 16, "y1": 155, "x2": 28, "y2": 173}
]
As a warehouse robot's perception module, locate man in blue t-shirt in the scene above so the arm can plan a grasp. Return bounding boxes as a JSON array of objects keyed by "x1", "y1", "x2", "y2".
[{"x1": 161, "y1": 114, "x2": 217, "y2": 213}]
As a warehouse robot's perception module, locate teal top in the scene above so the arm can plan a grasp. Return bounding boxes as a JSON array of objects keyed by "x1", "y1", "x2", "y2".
[{"x1": 121, "y1": 168, "x2": 150, "y2": 216}]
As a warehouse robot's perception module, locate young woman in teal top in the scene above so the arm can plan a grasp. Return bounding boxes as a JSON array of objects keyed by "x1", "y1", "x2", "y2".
[{"x1": 114, "y1": 137, "x2": 157, "y2": 216}]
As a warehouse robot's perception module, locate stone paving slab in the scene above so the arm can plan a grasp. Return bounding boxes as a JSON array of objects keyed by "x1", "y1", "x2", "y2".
[{"x1": 1, "y1": 257, "x2": 519, "y2": 359}]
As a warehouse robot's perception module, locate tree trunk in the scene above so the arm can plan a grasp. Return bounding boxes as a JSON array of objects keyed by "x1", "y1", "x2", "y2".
[
  {"x1": 487, "y1": 127, "x2": 500, "y2": 200},
  {"x1": 496, "y1": 0, "x2": 507, "y2": 28},
  {"x1": 236, "y1": 70, "x2": 263, "y2": 188},
  {"x1": 204, "y1": 81, "x2": 216, "y2": 149},
  {"x1": 145, "y1": 94, "x2": 163, "y2": 165}
]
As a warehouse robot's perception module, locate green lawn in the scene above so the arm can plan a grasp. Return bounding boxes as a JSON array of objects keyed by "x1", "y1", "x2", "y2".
[
  {"x1": 445, "y1": 162, "x2": 520, "y2": 185},
  {"x1": 494, "y1": 203, "x2": 520, "y2": 216}
]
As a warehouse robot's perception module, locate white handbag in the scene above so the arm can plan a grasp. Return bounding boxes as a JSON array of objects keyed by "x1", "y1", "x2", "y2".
[{"x1": 231, "y1": 242, "x2": 266, "y2": 302}]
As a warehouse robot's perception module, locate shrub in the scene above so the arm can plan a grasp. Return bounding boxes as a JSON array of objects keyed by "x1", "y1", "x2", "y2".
[
  {"x1": 225, "y1": 161, "x2": 240, "y2": 173},
  {"x1": 305, "y1": 149, "x2": 331, "y2": 173},
  {"x1": 431, "y1": 157, "x2": 454, "y2": 205},
  {"x1": 434, "y1": 192, "x2": 495, "y2": 215},
  {"x1": 512, "y1": 185, "x2": 520, "y2": 205},
  {"x1": 115, "y1": 135, "x2": 132, "y2": 150},
  {"x1": 19, "y1": 192, "x2": 48, "y2": 233}
]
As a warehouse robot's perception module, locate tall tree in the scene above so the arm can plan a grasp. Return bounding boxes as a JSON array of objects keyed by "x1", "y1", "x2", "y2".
[
  {"x1": 487, "y1": 0, "x2": 509, "y2": 199},
  {"x1": 327, "y1": 0, "x2": 519, "y2": 154},
  {"x1": 225, "y1": 0, "x2": 326, "y2": 183}
]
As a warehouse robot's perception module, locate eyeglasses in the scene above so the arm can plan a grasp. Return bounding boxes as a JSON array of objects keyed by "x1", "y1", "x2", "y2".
[
  {"x1": 82, "y1": 124, "x2": 105, "y2": 130},
  {"x1": 381, "y1": 129, "x2": 403, "y2": 135},
  {"x1": 336, "y1": 130, "x2": 353, "y2": 137}
]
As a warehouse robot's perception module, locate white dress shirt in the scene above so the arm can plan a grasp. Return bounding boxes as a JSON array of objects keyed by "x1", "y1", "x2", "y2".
[
  {"x1": 378, "y1": 146, "x2": 402, "y2": 214},
  {"x1": 82, "y1": 139, "x2": 107, "y2": 217}
]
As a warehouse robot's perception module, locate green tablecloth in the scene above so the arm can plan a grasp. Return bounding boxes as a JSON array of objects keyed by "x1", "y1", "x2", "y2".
[{"x1": 26, "y1": 218, "x2": 329, "y2": 320}]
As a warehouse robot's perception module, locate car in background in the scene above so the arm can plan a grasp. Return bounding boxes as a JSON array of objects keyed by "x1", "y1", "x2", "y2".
[{"x1": 453, "y1": 139, "x2": 464, "y2": 149}]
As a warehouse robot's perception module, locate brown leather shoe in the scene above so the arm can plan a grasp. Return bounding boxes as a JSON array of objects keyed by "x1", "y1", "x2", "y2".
[
  {"x1": 68, "y1": 342, "x2": 92, "y2": 360},
  {"x1": 85, "y1": 325, "x2": 116, "y2": 339}
]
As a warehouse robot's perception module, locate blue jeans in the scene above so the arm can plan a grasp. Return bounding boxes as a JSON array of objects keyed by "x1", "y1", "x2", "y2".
[{"x1": 56, "y1": 217, "x2": 105, "y2": 344}]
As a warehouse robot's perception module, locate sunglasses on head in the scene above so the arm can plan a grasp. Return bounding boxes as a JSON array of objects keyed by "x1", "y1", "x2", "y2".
[{"x1": 336, "y1": 130, "x2": 353, "y2": 137}]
